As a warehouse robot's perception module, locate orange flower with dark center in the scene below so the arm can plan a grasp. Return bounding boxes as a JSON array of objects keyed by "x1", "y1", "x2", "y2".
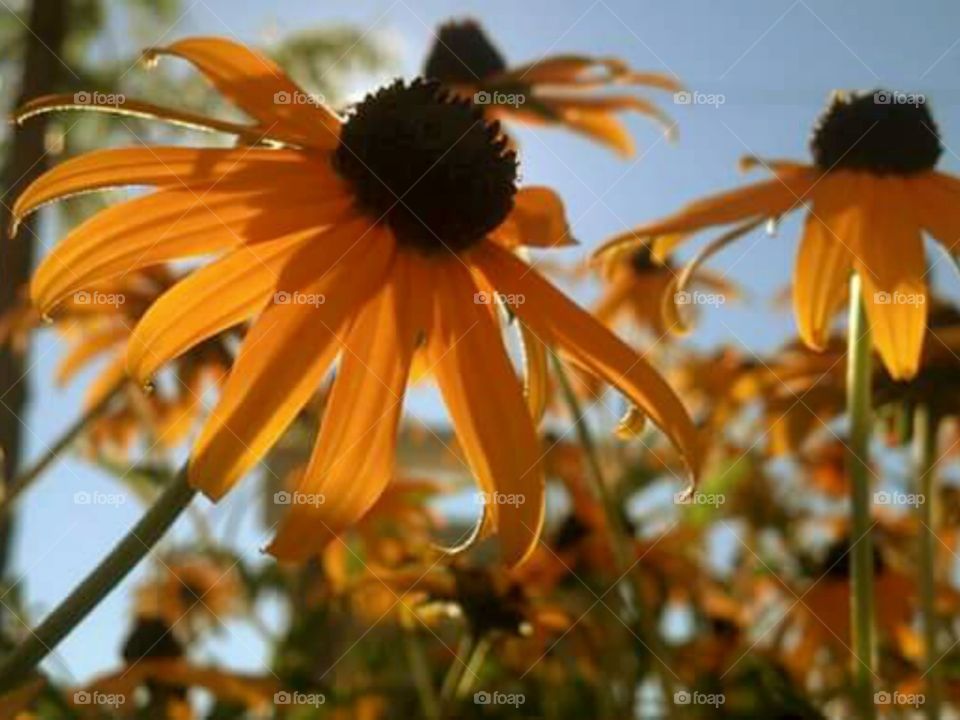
[
  {"x1": 422, "y1": 19, "x2": 682, "y2": 156},
  {"x1": 598, "y1": 89, "x2": 958, "y2": 380},
  {"x1": 16, "y1": 37, "x2": 699, "y2": 566}
]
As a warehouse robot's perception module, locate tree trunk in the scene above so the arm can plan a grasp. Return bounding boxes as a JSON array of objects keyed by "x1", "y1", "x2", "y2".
[{"x1": 0, "y1": 0, "x2": 69, "y2": 580}]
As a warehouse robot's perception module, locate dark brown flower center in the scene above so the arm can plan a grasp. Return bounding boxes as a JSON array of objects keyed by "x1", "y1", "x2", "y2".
[
  {"x1": 810, "y1": 89, "x2": 941, "y2": 175},
  {"x1": 122, "y1": 618, "x2": 183, "y2": 662},
  {"x1": 423, "y1": 20, "x2": 507, "y2": 85},
  {"x1": 630, "y1": 245, "x2": 659, "y2": 274},
  {"x1": 334, "y1": 79, "x2": 517, "y2": 254}
]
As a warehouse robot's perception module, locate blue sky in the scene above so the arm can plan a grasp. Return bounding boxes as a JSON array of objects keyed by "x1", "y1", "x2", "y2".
[{"x1": 13, "y1": 0, "x2": 960, "y2": 684}]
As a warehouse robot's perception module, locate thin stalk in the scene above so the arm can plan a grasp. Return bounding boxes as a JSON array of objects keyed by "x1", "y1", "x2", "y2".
[
  {"x1": 914, "y1": 404, "x2": 941, "y2": 719},
  {"x1": 0, "y1": 379, "x2": 126, "y2": 516},
  {"x1": 404, "y1": 630, "x2": 441, "y2": 720},
  {"x1": 454, "y1": 635, "x2": 490, "y2": 700},
  {"x1": 846, "y1": 272, "x2": 876, "y2": 719},
  {"x1": 439, "y1": 631, "x2": 483, "y2": 710},
  {"x1": 0, "y1": 468, "x2": 195, "y2": 692},
  {"x1": 551, "y1": 354, "x2": 679, "y2": 720}
]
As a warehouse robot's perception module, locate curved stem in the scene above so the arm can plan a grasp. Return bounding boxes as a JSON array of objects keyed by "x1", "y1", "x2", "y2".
[
  {"x1": 0, "y1": 467, "x2": 195, "y2": 692},
  {"x1": 0, "y1": 379, "x2": 126, "y2": 516},
  {"x1": 551, "y1": 354, "x2": 679, "y2": 719},
  {"x1": 914, "y1": 403, "x2": 941, "y2": 719},
  {"x1": 846, "y1": 272, "x2": 876, "y2": 719}
]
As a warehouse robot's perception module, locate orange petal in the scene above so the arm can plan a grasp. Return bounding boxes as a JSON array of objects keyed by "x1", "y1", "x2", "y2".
[
  {"x1": 852, "y1": 177, "x2": 927, "y2": 381},
  {"x1": 188, "y1": 223, "x2": 394, "y2": 499},
  {"x1": 553, "y1": 106, "x2": 635, "y2": 157},
  {"x1": 57, "y1": 324, "x2": 128, "y2": 385},
  {"x1": 268, "y1": 250, "x2": 427, "y2": 561},
  {"x1": 146, "y1": 37, "x2": 341, "y2": 148},
  {"x1": 127, "y1": 229, "x2": 324, "y2": 383},
  {"x1": 472, "y1": 241, "x2": 700, "y2": 482},
  {"x1": 428, "y1": 257, "x2": 544, "y2": 566},
  {"x1": 793, "y1": 177, "x2": 854, "y2": 350},
  {"x1": 911, "y1": 172, "x2": 960, "y2": 253},
  {"x1": 492, "y1": 186, "x2": 573, "y2": 248},
  {"x1": 626, "y1": 170, "x2": 818, "y2": 239},
  {"x1": 32, "y1": 188, "x2": 348, "y2": 313},
  {"x1": 13, "y1": 146, "x2": 316, "y2": 226}
]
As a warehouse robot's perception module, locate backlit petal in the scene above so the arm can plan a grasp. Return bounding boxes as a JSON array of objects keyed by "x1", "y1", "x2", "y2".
[
  {"x1": 472, "y1": 242, "x2": 700, "y2": 482},
  {"x1": 188, "y1": 223, "x2": 395, "y2": 498},
  {"x1": 146, "y1": 37, "x2": 341, "y2": 148},
  {"x1": 428, "y1": 257, "x2": 544, "y2": 566},
  {"x1": 269, "y1": 250, "x2": 427, "y2": 561}
]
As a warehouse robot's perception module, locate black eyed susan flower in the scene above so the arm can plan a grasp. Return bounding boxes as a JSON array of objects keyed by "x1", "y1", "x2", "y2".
[
  {"x1": 593, "y1": 243, "x2": 738, "y2": 337},
  {"x1": 16, "y1": 37, "x2": 699, "y2": 566},
  {"x1": 597, "y1": 89, "x2": 958, "y2": 380},
  {"x1": 422, "y1": 19, "x2": 682, "y2": 156}
]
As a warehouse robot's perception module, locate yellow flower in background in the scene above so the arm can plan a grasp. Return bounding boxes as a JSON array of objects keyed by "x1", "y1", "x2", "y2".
[
  {"x1": 593, "y1": 243, "x2": 738, "y2": 337},
  {"x1": 598, "y1": 89, "x2": 958, "y2": 380},
  {"x1": 422, "y1": 19, "x2": 682, "y2": 156},
  {"x1": 16, "y1": 37, "x2": 699, "y2": 566}
]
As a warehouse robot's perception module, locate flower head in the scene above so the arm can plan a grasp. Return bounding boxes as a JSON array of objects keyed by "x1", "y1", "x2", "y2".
[
  {"x1": 17, "y1": 37, "x2": 699, "y2": 566},
  {"x1": 597, "y1": 89, "x2": 959, "y2": 380},
  {"x1": 422, "y1": 19, "x2": 682, "y2": 155}
]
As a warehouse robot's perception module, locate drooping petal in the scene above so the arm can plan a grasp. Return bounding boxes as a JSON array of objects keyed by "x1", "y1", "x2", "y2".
[
  {"x1": 428, "y1": 257, "x2": 544, "y2": 566},
  {"x1": 145, "y1": 37, "x2": 341, "y2": 148},
  {"x1": 550, "y1": 105, "x2": 636, "y2": 157},
  {"x1": 518, "y1": 319, "x2": 550, "y2": 425},
  {"x1": 31, "y1": 187, "x2": 348, "y2": 313},
  {"x1": 127, "y1": 228, "x2": 326, "y2": 383},
  {"x1": 268, "y1": 250, "x2": 427, "y2": 561},
  {"x1": 12, "y1": 146, "x2": 319, "y2": 226},
  {"x1": 621, "y1": 170, "x2": 819, "y2": 239},
  {"x1": 911, "y1": 172, "x2": 960, "y2": 253},
  {"x1": 491, "y1": 186, "x2": 574, "y2": 248},
  {"x1": 851, "y1": 177, "x2": 928, "y2": 381},
  {"x1": 188, "y1": 223, "x2": 395, "y2": 499},
  {"x1": 472, "y1": 241, "x2": 700, "y2": 482},
  {"x1": 793, "y1": 176, "x2": 854, "y2": 350}
]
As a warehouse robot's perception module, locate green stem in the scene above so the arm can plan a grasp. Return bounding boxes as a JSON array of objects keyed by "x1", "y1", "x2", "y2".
[
  {"x1": 914, "y1": 404, "x2": 941, "y2": 719},
  {"x1": 846, "y1": 273, "x2": 876, "y2": 719},
  {"x1": 439, "y1": 631, "x2": 483, "y2": 711},
  {"x1": 0, "y1": 379, "x2": 126, "y2": 516},
  {"x1": 404, "y1": 630, "x2": 441, "y2": 720},
  {"x1": 0, "y1": 468, "x2": 195, "y2": 692},
  {"x1": 551, "y1": 354, "x2": 679, "y2": 720}
]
